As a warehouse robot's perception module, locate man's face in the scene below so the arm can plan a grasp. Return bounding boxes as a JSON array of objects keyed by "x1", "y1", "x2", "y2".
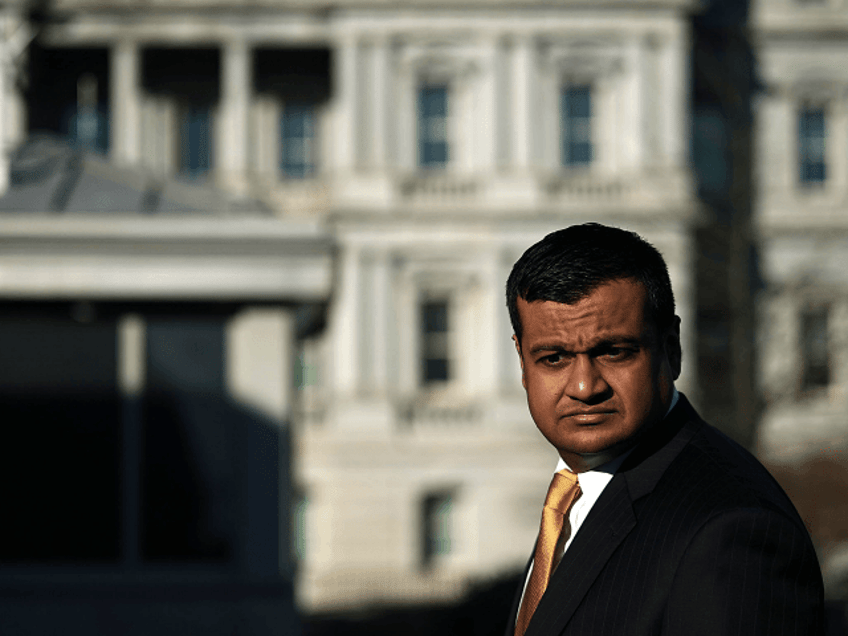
[{"x1": 514, "y1": 278, "x2": 681, "y2": 471}]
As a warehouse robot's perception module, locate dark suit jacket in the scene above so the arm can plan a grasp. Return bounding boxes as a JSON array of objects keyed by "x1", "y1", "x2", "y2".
[{"x1": 507, "y1": 394, "x2": 824, "y2": 636}]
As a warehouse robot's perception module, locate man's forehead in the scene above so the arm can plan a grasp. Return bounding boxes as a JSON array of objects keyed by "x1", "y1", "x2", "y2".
[
  {"x1": 517, "y1": 282, "x2": 654, "y2": 344},
  {"x1": 519, "y1": 280, "x2": 648, "y2": 315}
]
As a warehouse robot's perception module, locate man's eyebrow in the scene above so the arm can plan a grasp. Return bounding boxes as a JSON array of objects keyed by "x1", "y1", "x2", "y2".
[
  {"x1": 587, "y1": 337, "x2": 643, "y2": 352},
  {"x1": 527, "y1": 343, "x2": 569, "y2": 355},
  {"x1": 527, "y1": 336, "x2": 644, "y2": 356}
]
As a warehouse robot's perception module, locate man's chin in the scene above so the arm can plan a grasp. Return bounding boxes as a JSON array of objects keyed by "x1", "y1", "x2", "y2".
[{"x1": 555, "y1": 435, "x2": 639, "y2": 471}]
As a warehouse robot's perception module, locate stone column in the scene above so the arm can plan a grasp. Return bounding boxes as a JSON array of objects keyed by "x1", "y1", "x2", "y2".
[
  {"x1": 476, "y1": 39, "x2": 498, "y2": 173},
  {"x1": 370, "y1": 38, "x2": 390, "y2": 170},
  {"x1": 396, "y1": 63, "x2": 416, "y2": 171},
  {"x1": 218, "y1": 39, "x2": 251, "y2": 193},
  {"x1": 660, "y1": 27, "x2": 687, "y2": 169},
  {"x1": 0, "y1": 38, "x2": 9, "y2": 197},
  {"x1": 110, "y1": 40, "x2": 142, "y2": 167},
  {"x1": 370, "y1": 250, "x2": 391, "y2": 392},
  {"x1": 778, "y1": 93, "x2": 795, "y2": 193},
  {"x1": 333, "y1": 244, "x2": 361, "y2": 395},
  {"x1": 646, "y1": 35, "x2": 663, "y2": 167},
  {"x1": 831, "y1": 91, "x2": 847, "y2": 197},
  {"x1": 333, "y1": 36, "x2": 359, "y2": 173},
  {"x1": 511, "y1": 36, "x2": 534, "y2": 170},
  {"x1": 625, "y1": 37, "x2": 645, "y2": 170}
]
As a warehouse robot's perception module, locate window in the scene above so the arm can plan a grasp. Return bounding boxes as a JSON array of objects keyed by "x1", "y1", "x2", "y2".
[
  {"x1": 798, "y1": 106, "x2": 826, "y2": 185},
  {"x1": 418, "y1": 84, "x2": 449, "y2": 168},
  {"x1": 421, "y1": 299, "x2": 450, "y2": 384},
  {"x1": 800, "y1": 307, "x2": 829, "y2": 391},
  {"x1": 561, "y1": 85, "x2": 592, "y2": 167},
  {"x1": 281, "y1": 102, "x2": 316, "y2": 178},
  {"x1": 69, "y1": 73, "x2": 108, "y2": 153},
  {"x1": 421, "y1": 492, "x2": 452, "y2": 567},
  {"x1": 179, "y1": 103, "x2": 212, "y2": 178}
]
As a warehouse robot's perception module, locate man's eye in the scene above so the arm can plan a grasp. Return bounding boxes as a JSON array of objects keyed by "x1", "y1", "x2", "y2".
[
  {"x1": 541, "y1": 353, "x2": 564, "y2": 365},
  {"x1": 601, "y1": 348, "x2": 632, "y2": 361}
]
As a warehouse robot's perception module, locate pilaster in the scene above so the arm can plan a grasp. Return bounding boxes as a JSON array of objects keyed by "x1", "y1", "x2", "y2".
[
  {"x1": 333, "y1": 36, "x2": 359, "y2": 173},
  {"x1": 370, "y1": 38, "x2": 390, "y2": 170},
  {"x1": 110, "y1": 40, "x2": 141, "y2": 167},
  {"x1": 511, "y1": 36, "x2": 534, "y2": 171},
  {"x1": 218, "y1": 39, "x2": 251, "y2": 194},
  {"x1": 660, "y1": 26, "x2": 687, "y2": 168}
]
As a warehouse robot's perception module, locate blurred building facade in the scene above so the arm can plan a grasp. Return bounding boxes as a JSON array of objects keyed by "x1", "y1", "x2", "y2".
[
  {"x1": 752, "y1": 0, "x2": 848, "y2": 598},
  {"x1": 3, "y1": 0, "x2": 816, "y2": 630}
]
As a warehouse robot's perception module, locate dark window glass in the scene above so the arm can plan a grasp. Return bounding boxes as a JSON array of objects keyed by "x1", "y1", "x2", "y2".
[
  {"x1": 799, "y1": 107, "x2": 826, "y2": 185},
  {"x1": 281, "y1": 101, "x2": 316, "y2": 178},
  {"x1": 422, "y1": 492, "x2": 452, "y2": 567},
  {"x1": 418, "y1": 85, "x2": 449, "y2": 168},
  {"x1": 421, "y1": 299, "x2": 449, "y2": 384},
  {"x1": 801, "y1": 307, "x2": 829, "y2": 390},
  {"x1": 562, "y1": 85, "x2": 592, "y2": 166},
  {"x1": 180, "y1": 103, "x2": 212, "y2": 178}
]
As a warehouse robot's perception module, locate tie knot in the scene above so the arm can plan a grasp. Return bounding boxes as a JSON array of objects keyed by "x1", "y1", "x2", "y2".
[{"x1": 544, "y1": 469, "x2": 581, "y2": 514}]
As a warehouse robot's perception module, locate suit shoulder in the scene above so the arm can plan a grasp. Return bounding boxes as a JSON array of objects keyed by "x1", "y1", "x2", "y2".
[{"x1": 656, "y1": 421, "x2": 807, "y2": 531}]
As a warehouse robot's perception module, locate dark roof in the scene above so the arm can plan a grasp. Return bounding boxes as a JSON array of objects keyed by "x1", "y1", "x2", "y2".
[{"x1": 0, "y1": 136, "x2": 270, "y2": 216}]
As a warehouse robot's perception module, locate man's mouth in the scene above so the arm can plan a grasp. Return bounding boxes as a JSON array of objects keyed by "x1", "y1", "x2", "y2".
[{"x1": 562, "y1": 410, "x2": 616, "y2": 424}]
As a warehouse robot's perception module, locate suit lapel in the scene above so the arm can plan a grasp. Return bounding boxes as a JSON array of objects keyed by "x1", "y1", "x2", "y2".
[{"x1": 504, "y1": 554, "x2": 533, "y2": 636}]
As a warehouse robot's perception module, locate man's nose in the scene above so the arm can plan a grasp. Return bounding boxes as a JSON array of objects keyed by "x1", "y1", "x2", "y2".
[{"x1": 564, "y1": 355, "x2": 610, "y2": 403}]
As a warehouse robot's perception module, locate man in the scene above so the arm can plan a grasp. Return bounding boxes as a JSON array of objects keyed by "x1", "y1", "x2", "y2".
[{"x1": 505, "y1": 223, "x2": 823, "y2": 636}]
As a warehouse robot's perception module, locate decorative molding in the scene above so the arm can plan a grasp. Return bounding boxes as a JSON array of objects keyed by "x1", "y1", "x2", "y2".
[
  {"x1": 397, "y1": 42, "x2": 484, "y2": 83},
  {"x1": 538, "y1": 39, "x2": 624, "y2": 82}
]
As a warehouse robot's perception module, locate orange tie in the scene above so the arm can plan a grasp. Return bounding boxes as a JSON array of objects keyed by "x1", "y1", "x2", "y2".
[{"x1": 514, "y1": 469, "x2": 581, "y2": 636}]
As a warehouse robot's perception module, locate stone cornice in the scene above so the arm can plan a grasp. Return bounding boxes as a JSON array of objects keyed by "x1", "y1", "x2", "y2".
[{"x1": 52, "y1": 0, "x2": 699, "y2": 11}]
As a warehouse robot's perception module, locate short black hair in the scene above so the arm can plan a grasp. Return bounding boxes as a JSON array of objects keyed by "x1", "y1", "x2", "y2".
[{"x1": 506, "y1": 223, "x2": 675, "y2": 343}]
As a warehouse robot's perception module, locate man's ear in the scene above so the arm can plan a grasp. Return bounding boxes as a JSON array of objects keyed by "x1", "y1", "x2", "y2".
[
  {"x1": 665, "y1": 316, "x2": 682, "y2": 381},
  {"x1": 513, "y1": 334, "x2": 527, "y2": 390}
]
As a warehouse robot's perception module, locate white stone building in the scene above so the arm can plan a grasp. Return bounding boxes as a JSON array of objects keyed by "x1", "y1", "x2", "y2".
[
  {"x1": 0, "y1": 0, "x2": 702, "y2": 621},
  {"x1": 753, "y1": 0, "x2": 848, "y2": 593}
]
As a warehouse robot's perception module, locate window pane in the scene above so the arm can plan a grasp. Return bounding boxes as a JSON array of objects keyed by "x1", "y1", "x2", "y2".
[
  {"x1": 421, "y1": 300, "x2": 450, "y2": 384},
  {"x1": 418, "y1": 85, "x2": 449, "y2": 168},
  {"x1": 565, "y1": 86, "x2": 591, "y2": 118},
  {"x1": 422, "y1": 493, "x2": 452, "y2": 567},
  {"x1": 281, "y1": 102, "x2": 316, "y2": 179},
  {"x1": 562, "y1": 85, "x2": 593, "y2": 167},
  {"x1": 180, "y1": 103, "x2": 212, "y2": 178},
  {"x1": 801, "y1": 307, "x2": 829, "y2": 390},
  {"x1": 798, "y1": 107, "x2": 827, "y2": 185}
]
